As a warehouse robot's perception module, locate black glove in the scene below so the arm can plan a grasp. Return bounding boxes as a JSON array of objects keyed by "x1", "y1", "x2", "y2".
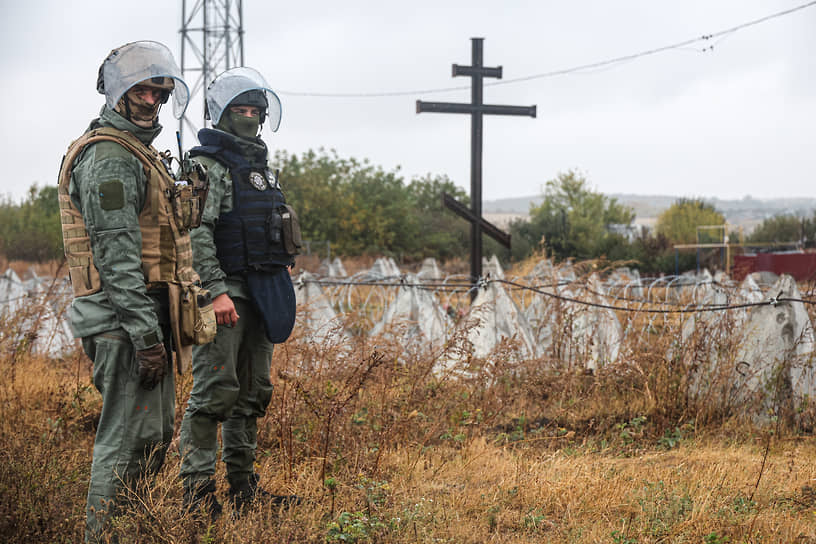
[{"x1": 135, "y1": 343, "x2": 168, "y2": 390}]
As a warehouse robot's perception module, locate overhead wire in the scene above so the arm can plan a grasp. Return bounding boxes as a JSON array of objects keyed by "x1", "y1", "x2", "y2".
[
  {"x1": 275, "y1": 1, "x2": 816, "y2": 98},
  {"x1": 487, "y1": 0, "x2": 816, "y2": 87}
]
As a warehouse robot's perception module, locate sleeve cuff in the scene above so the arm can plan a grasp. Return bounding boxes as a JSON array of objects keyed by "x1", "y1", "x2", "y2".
[
  {"x1": 206, "y1": 279, "x2": 229, "y2": 299},
  {"x1": 132, "y1": 329, "x2": 163, "y2": 351}
]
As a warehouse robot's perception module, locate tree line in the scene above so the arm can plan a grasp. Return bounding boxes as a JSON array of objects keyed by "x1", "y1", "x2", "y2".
[
  {"x1": 0, "y1": 148, "x2": 808, "y2": 274},
  {"x1": 0, "y1": 185, "x2": 62, "y2": 262}
]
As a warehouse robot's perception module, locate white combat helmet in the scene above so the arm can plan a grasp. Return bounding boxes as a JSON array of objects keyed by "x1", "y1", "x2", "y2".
[
  {"x1": 97, "y1": 41, "x2": 190, "y2": 119},
  {"x1": 206, "y1": 67, "x2": 282, "y2": 133}
]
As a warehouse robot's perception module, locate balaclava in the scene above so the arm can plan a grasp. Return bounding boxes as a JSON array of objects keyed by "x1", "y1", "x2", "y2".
[
  {"x1": 115, "y1": 77, "x2": 174, "y2": 126},
  {"x1": 215, "y1": 90, "x2": 268, "y2": 139}
]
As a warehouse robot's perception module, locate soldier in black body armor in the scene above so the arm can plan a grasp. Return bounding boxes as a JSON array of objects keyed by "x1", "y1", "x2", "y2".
[{"x1": 178, "y1": 67, "x2": 300, "y2": 518}]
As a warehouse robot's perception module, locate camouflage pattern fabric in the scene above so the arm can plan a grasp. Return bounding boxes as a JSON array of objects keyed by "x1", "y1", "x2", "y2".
[
  {"x1": 63, "y1": 106, "x2": 167, "y2": 350},
  {"x1": 82, "y1": 328, "x2": 175, "y2": 543},
  {"x1": 179, "y1": 133, "x2": 278, "y2": 491},
  {"x1": 61, "y1": 106, "x2": 180, "y2": 542},
  {"x1": 179, "y1": 297, "x2": 274, "y2": 487}
]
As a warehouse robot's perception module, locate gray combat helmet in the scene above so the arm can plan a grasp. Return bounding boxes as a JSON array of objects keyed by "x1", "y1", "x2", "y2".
[
  {"x1": 97, "y1": 41, "x2": 190, "y2": 119},
  {"x1": 205, "y1": 67, "x2": 282, "y2": 133}
]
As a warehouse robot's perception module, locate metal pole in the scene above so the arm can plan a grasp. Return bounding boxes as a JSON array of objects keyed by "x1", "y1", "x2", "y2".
[
  {"x1": 225, "y1": 0, "x2": 232, "y2": 69},
  {"x1": 238, "y1": 0, "x2": 245, "y2": 66},
  {"x1": 202, "y1": 0, "x2": 209, "y2": 123},
  {"x1": 179, "y1": 0, "x2": 187, "y2": 143},
  {"x1": 178, "y1": 0, "x2": 244, "y2": 144},
  {"x1": 470, "y1": 37, "x2": 484, "y2": 298}
]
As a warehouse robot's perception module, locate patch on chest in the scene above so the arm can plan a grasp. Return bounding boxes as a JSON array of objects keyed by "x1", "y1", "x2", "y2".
[{"x1": 248, "y1": 171, "x2": 268, "y2": 191}]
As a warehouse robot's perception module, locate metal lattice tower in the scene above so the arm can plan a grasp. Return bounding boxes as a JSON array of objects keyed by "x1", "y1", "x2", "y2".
[{"x1": 178, "y1": 0, "x2": 245, "y2": 146}]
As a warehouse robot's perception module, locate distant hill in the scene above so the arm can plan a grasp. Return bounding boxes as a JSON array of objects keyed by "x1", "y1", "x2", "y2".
[{"x1": 482, "y1": 194, "x2": 816, "y2": 233}]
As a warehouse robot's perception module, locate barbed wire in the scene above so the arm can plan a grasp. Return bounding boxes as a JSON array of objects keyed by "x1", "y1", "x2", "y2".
[
  {"x1": 296, "y1": 275, "x2": 816, "y2": 314},
  {"x1": 574, "y1": 280, "x2": 764, "y2": 308},
  {"x1": 1, "y1": 275, "x2": 25, "y2": 286},
  {"x1": 0, "y1": 294, "x2": 30, "y2": 304},
  {"x1": 3, "y1": 272, "x2": 813, "y2": 318},
  {"x1": 495, "y1": 278, "x2": 812, "y2": 314}
]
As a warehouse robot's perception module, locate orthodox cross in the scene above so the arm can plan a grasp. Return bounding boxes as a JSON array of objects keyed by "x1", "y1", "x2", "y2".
[{"x1": 417, "y1": 37, "x2": 536, "y2": 300}]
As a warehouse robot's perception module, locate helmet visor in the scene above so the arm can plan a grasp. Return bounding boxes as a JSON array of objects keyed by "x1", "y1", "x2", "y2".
[
  {"x1": 206, "y1": 67, "x2": 282, "y2": 132},
  {"x1": 102, "y1": 41, "x2": 190, "y2": 119}
]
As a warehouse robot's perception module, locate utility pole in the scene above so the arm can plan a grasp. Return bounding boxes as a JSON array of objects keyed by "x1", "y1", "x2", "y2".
[{"x1": 179, "y1": 0, "x2": 245, "y2": 147}]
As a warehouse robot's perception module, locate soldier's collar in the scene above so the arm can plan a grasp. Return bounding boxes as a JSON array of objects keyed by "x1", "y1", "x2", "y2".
[
  {"x1": 98, "y1": 105, "x2": 162, "y2": 146},
  {"x1": 198, "y1": 128, "x2": 267, "y2": 167}
]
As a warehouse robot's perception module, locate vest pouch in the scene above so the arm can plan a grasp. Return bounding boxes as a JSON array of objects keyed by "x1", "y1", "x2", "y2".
[
  {"x1": 68, "y1": 265, "x2": 94, "y2": 297},
  {"x1": 280, "y1": 204, "x2": 302, "y2": 255},
  {"x1": 265, "y1": 211, "x2": 282, "y2": 245},
  {"x1": 246, "y1": 268, "x2": 296, "y2": 343},
  {"x1": 180, "y1": 283, "x2": 217, "y2": 345},
  {"x1": 170, "y1": 183, "x2": 204, "y2": 231},
  {"x1": 175, "y1": 158, "x2": 209, "y2": 230}
]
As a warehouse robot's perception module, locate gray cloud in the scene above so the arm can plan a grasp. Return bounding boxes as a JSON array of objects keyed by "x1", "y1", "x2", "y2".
[{"x1": 1, "y1": 0, "x2": 813, "y2": 203}]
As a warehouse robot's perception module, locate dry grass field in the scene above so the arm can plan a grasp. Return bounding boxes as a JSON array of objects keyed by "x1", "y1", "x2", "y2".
[{"x1": 2, "y1": 256, "x2": 816, "y2": 543}]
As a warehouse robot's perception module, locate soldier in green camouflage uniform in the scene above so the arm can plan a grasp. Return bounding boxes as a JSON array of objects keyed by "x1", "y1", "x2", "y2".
[
  {"x1": 58, "y1": 42, "x2": 193, "y2": 543},
  {"x1": 179, "y1": 67, "x2": 299, "y2": 517}
]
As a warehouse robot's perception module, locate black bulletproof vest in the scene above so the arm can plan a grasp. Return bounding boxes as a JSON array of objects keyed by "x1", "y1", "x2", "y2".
[{"x1": 190, "y1": 129, "x2": 293, "y2": 275}]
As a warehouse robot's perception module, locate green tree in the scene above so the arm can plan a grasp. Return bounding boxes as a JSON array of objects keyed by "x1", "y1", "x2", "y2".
[
  {"x1": 273, "y1": 148, "x2": 410, "y2": 255},
  {"x1": 748, "y1": 214, "x2": 812, "y2": 245},
  {"x1": 523, "y1": 170, "x2": 635, "y2": 261},
  {"x1": 341, "y1": 160, "x2": 411, "y2": 254},
  {"x1": 655, "y1": 198, "x2": 725, "y2": 244},
  {"x1": 272, "y1": 148, "x2": 470, "y2": 260},
  {"x1": 507, "y1": 217, "x2": 541, "y2": 262},
  {"x1": 0, "y1": 184, "x2": 63, "y2": 262},
  {"x1": 273, "y1": 148, "x2": 347, "y2": 250},
  {"x1": 406, "y1": 174, "x2": 470, "y2": 260}
]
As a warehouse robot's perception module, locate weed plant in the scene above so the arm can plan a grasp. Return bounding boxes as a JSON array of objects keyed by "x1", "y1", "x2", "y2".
[{"x1": 2, "y1": 258, "x2": 816, "y2": 542}]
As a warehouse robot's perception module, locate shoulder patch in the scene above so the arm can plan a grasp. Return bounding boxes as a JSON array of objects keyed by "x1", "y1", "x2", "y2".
[{"x1": 99, "y1": 180, "x2": 125, "y2": 210}]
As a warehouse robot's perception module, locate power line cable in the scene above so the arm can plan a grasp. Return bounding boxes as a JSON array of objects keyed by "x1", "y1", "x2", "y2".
[
  {"x1": 276, "y1": 1, "x2": 816, "y2": 98},
  {"x1": 489, "y1": 0, "x2": 816, "y2": 87}
]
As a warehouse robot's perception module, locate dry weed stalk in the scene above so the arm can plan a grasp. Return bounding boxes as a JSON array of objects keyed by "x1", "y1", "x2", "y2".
[{"x1": 3, "y1": 257, "x2": 816, "y2": 542}]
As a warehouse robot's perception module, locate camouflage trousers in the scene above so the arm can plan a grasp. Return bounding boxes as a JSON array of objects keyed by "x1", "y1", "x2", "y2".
[
  {"x1": 81, "y1": 328, "x2": 175, "y2": 543},
  {"x1": 179, "y1": 297, "x2": 275, "y2": 491}
]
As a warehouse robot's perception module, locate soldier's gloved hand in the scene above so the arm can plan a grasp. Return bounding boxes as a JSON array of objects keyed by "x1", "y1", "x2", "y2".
[{"x1": 135, "y1": 343, "x2": 168, "y2": 390}]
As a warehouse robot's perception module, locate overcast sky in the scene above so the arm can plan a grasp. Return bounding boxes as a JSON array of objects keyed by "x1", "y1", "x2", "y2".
[{"x1": 1, "y1": 1, "x2": 814, "y2": 204}]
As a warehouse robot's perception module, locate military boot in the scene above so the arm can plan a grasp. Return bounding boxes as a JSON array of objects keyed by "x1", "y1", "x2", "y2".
[
  {"x1": 183, "y1": 478, "x2": 223, "y2": 521},
  {"x1": 227, "y1": 473, "x2": 300, "y2": 516}
]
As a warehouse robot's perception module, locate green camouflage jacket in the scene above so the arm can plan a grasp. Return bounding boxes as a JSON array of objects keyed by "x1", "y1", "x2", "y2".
[{"x1": 65, "y1": 106, "x2": 166, "y2": 350}]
